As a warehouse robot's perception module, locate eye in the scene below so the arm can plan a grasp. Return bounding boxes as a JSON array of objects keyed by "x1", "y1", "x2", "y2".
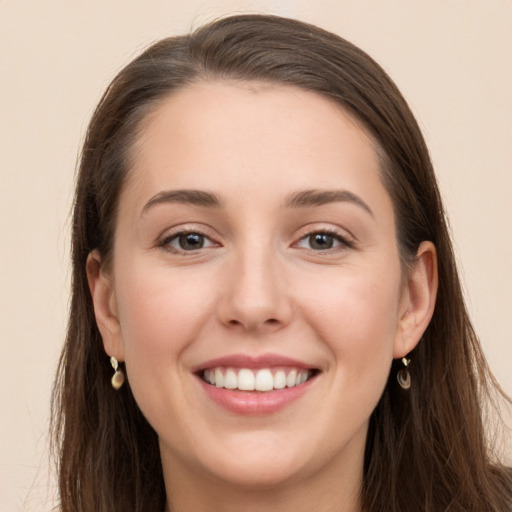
[
  {"x1": 161, "y1": 231, "x2": 217, "y2": 252},
  {"x1": 295, "y1": 231, "x2": 351, "y2": 251}
]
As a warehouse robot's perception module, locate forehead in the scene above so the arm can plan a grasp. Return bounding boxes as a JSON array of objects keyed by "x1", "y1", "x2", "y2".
[
  {"x1": 136, "y1": 80, "x2": 375, "y2": 154},
  {"x1": 121, "y1": 80, "x2": 391, "y2": 219}
]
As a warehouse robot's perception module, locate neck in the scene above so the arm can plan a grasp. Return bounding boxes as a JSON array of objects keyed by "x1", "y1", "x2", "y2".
[{"x1": 165, "y1": 475, "x2": 362, "y2": 512}]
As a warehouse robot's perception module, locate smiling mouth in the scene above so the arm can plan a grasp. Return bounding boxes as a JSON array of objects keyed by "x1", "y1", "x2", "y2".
[{"x1": 199, "y1": 367, "x2": 319, "y2": 392}]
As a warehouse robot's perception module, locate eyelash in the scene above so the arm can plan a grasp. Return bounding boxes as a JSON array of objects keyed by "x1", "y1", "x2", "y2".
[
  {"x1": 158, "y1": 228, "x2": 354, "y2": 254},
  {"x1": 159, "y1": 230, "x2": 218, "y2": 254},
  {"x1": 294, "y1": 228, "x2": 354, "y2": 253}
]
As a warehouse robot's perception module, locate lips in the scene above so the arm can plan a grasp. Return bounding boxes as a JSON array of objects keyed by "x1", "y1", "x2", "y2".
[{"x1": 194, "y1": 354, "x2": 320, "y2": 414}]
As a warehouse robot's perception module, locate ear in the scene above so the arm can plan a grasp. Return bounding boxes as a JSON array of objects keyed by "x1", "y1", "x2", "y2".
[
  {"x1": 394, "y1": 241, "x2": 438, "y2": 358},
  {"x1": 86, "y1": 250, "x2": 125, "y2": 361}
]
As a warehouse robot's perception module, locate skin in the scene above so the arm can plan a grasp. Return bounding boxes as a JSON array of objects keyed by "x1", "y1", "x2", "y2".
[{"x1": 88, "y1": 81, "x2": 437, "y2": 512}]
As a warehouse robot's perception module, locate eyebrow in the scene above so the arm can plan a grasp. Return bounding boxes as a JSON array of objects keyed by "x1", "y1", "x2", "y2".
[
  {"x1": 285, "y1": 189, "x2": 374, "y2": 217},
  {"x1": 142, "y1": 189, "x2": 222, "y2": 215},
  {"x1": 141, "y1": 187, "x2": 373, "y2": 217}
]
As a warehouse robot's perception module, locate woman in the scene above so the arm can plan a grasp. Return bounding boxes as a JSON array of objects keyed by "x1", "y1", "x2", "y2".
[{"x1": 51, "y1": 14, "x2": 511, "y2": 512}]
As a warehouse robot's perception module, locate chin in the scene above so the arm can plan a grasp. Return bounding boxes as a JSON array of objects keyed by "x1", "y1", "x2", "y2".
[
  {"x1": 192, "y1": 431, "x2": 328, "y2": 491},
  {"x1": 205, "y1": 456, "x2": 307, "y2": 490}
]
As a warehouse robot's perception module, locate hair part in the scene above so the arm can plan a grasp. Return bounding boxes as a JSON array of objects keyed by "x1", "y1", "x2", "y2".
[{"x1": 51, "y1": 14, "x2": 512, "y2": 512}]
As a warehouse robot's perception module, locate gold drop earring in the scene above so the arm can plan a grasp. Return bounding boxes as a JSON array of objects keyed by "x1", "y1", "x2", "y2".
[
  {"x1": 110, "y1": 356, "x2": 125, "y2": 390},
  {"x1": 397, "y1": 357, "x2": 411, "y2": 390}
]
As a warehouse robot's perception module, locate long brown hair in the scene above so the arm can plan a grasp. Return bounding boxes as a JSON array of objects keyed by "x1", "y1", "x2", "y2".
[{"x1": 51, "y1": 14, "x2": 511, "y2": 511}]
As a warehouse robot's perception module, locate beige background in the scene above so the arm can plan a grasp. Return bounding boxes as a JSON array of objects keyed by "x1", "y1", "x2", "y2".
[{"x1": 1, "y1": 0, "x2": 510, "y2": 509}]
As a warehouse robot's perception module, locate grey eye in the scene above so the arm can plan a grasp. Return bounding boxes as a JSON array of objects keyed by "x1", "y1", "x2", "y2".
[
  {"x1": 177, "y1": 233, "x2": 205, "y2": 250},
  {"x1": 164, "y1": 232, "x2": 216, "y2": 252},
  {"x1": 307, "y1": 233, "x2": 335, "y2": 250},
  {"x1": 296, "y1": 232, "x2": 347, "y2": 251}
]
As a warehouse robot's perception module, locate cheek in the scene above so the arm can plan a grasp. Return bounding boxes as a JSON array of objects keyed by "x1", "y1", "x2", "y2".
[
  {"x1": 113, "y1": 263, "x2": 216, "y2": 368},
  {"x1": 298, "y1": 265, "x2": 402, "y2": 375},
  {"x1": 283, "y1": 264, "x2": 403, "y2": 462},
  {"x1": 111, "y1": 263, "x2": 219, "y2": 428}
]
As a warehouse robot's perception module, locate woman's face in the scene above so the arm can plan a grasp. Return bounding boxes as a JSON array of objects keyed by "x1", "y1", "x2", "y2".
[{"x1": 92, "y1": 81, "x2": 428, "y2": 493}]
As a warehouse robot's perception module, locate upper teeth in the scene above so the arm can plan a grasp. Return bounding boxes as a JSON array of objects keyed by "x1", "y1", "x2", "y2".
[{"x1": 203, "y1": 367, "x2": 311, "y2": 392}]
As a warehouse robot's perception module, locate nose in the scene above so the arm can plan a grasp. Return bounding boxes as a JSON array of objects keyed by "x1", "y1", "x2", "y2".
[{"x1": 215, "y1": 243, "x2": 293, "y2": 333}]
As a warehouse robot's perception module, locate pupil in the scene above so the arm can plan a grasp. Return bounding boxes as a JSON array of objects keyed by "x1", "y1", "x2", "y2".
[
  {"x1": 179, "y1": 233, "x2": 203, "y2": 250},
  {"x1": 310, "y1": 233, "x2": 333, "y2": 250}
]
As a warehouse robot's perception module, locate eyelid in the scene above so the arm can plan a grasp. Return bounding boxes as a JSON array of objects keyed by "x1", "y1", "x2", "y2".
[
  {"x1": 157, "y1": 224, "x2": 221, "y2": 253},
  {"x1": 155, "y1": 223, "x2": 355, "y2": 254},
  {"x1": 292, "y1": 225, "x2": 356, "y2": 251}
]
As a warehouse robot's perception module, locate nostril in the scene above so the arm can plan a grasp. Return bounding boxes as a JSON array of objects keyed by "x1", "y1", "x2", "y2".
[{"x1": 226, "y1": 317, "x2": 280, "y2": 330}]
